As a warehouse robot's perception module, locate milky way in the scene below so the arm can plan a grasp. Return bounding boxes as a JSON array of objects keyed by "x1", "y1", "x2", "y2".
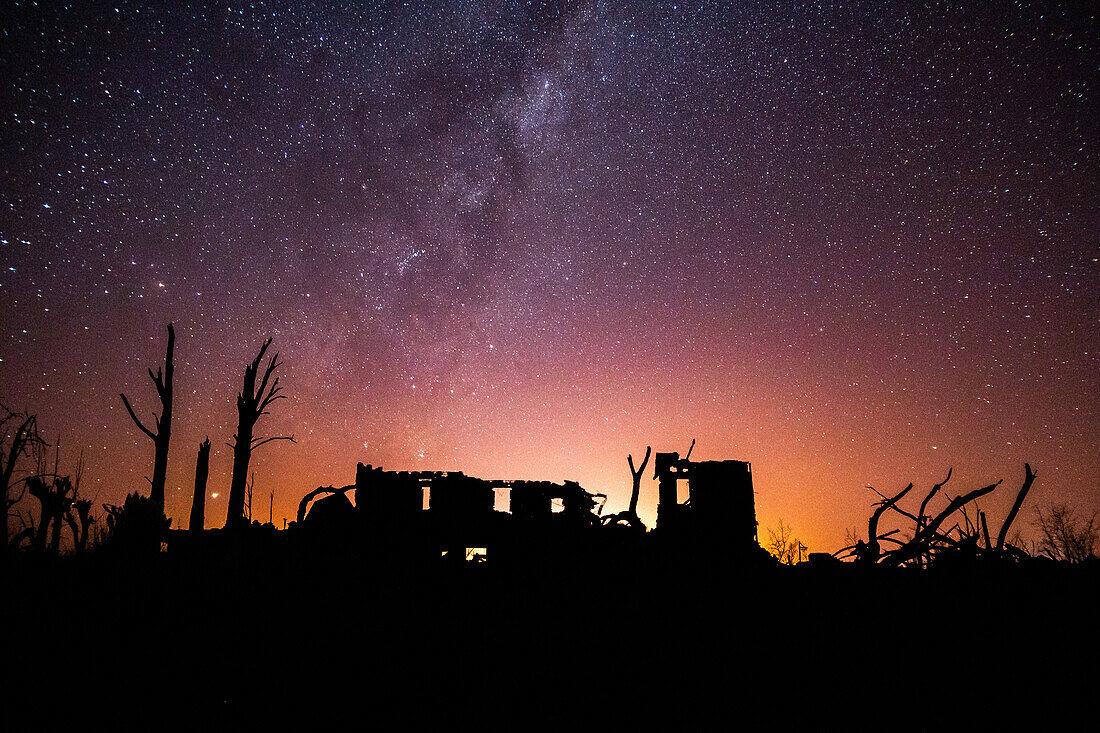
[{"x1": 2, "y1": 1, "x2": 1096, "y2": 550}]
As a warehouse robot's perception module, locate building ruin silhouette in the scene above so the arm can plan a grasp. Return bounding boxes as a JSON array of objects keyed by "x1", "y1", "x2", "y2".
[{"x1": 294, "y1": 450, "x2": 760, "y2": 564}]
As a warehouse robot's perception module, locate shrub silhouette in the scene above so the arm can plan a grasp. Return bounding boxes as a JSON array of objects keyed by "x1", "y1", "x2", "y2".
[
  {"x1": 100, "y1": 492, "x2": 171, "y2": 555},
  {"x1": 1034, "y1": 503, "x2": 1098, "y2": 563}
]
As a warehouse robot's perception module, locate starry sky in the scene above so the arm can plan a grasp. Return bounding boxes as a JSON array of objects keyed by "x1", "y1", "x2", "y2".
[{"x1": 2, "y1": 1, "x2": 1097, "y2": 552}]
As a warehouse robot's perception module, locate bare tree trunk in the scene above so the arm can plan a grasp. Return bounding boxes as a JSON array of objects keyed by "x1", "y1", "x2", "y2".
[
  {"x1": 48, "y1": 506, "x2": 63, "y2": 553},
  {"x1": 74, "y1": 499, "x2": 93, "y2": 552},
  {"x1": 189, "y1": 439, "x2": 210, "y2": 533},
  {"x1": 226, "y1": 417, "x2": 253, "y2": 530},
  {"x1": 2, "y1": 409, "x2": 43, "y2": 563},
  {"x1": 28, "y1": 478, "x2": 50, "y2": 551},
  {"x1": 627, "y1": 446, "x2": 651, "y2": 520},
  {"x1": 916, "y1": 469, "x2": 952, "y2": 569},
  {"x1": 996, "y1": 463, "x2": 1036, "y2": 551},
  {"x1": 225, "y1": 339, "x2": 293, "y2": 530},
  {"x1": 64, "y1": 512, "x2": 80, "y2": 552},
  {"x1": 120, "y1": 324, "x2": 174, "y2": 514},
  {"x1": 860, "y1": 483, "x2": 914, "y2": 564},
  {"x1": 47, "y1": 477, "x2": 73, "y2": 553},
  {"x1": 602, "y1": 447, "x2": 651, "y2": 530}
]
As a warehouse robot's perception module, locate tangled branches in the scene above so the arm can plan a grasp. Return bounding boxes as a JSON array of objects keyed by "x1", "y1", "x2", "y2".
[{"x1": 838, "y1": 463, "x2": 1037, "y2": 568}]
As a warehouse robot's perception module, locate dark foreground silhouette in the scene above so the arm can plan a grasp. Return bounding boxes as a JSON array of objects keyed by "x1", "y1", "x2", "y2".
[
  {"x1": 9, "y1": 524, "x2": 1098, "y2": 730},
  {"x1": 8, "y1": 448, "x2": 1099, "y2": 729}
]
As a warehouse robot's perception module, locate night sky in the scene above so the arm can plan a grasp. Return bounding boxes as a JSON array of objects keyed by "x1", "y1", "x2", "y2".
[{"x1": 2, "y1": 1, "x2": 1096, "y2": 552}]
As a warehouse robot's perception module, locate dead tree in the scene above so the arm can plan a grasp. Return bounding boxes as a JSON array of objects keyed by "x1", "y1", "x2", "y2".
[
  {"x1": 72, "y1": 499, "x2": 94, "y2": 552},
  {"x1": 47, "y1": 476, "x2": 74, "y2": 553},
  {"x1": 28, "y1": 438, "x2": 65, "y2": 552},
  {"x1": 627, "y1": 446, "x2": 651, "y2": 520},
  {"x1": 767, "y1": 519, "x2": 804, "y2": 565},
  {"x1": 224, "y1": 339, "x2": 295, "y2": 530},
  {"x1": 63, "y1": 503, "x2": 80, "y2": 552},
  {"x1": 853, "y1": 482, "x2": 914, "y2": 566},
  {"x1": 27, "y1": 477, "x2": 52, "y2": 552},
  {"x1": 2, "y1": 405, "x2": 45, "y2": 557},
  {"x1": 57, "y1": 451, "x2": 87, "y2": 552},
  {"x1": 1034, "y1": 501, "x2": 1097, "y2": 563},
  {"x1": 2, "y1": 407, "x2": 40, "y2": 503},
  {"x1": 913, "y1": 468, "x2": 951, "y2": 568},
  {"x1": 602, "y1": 446, "x2": 650, "y2": 531},
  {"x1": 839, "y1": 464, "x2": 1038, "y2": 568},
  {"x1": 883, "y1": 480, "x2": 1003, "y2": 567},
  {"x1": 996, "y1": 463, "x2": 1036, "y2": 551},
  {"x1": 188, "y1": 438, "x2": 211, "y2": 533},
  {"x1": 120, "y1": 323, "x2": 174, "y2": 514},
  {"x1": 27, "y1": 475, "x2": 75, "y2": 553}
]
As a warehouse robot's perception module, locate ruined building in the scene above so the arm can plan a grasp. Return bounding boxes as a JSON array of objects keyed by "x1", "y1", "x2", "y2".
[
  {"x1": 297, "y1": 462, "x2": 603, "y2": 564},
  {"x1": 654, "y1": 452, "x2": 758, "y2": 549},
  {"x1": 296, "y1": 449, "x2": 760, "y2": 562}
]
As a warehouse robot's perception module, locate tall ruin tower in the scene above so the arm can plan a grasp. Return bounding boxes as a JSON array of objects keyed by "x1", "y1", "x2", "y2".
[{"x1": 654, "y1": 453, "x2": 758, "y2": 548}]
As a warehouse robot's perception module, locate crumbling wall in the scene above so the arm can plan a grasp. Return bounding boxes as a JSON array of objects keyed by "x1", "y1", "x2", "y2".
[
  {"x1": 655, "y1": 453, "x2": 757, "y2": 546},
  {"x1": 355, "y1": 463, "x2": 423, "y2": 518}
]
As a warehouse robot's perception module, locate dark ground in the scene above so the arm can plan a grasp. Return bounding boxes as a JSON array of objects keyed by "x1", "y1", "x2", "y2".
[{"x1": 8, "y1": 545, "x2": 1098, "y2": 730}]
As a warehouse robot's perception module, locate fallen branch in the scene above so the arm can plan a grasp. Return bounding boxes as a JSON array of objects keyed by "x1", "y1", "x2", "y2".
[
  {"x1": 882, "y1": 480, "x2": 1003, "y2": 568},
  {"x1": 296, "y1": 485, "x2": 353, "y2": 524}
]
